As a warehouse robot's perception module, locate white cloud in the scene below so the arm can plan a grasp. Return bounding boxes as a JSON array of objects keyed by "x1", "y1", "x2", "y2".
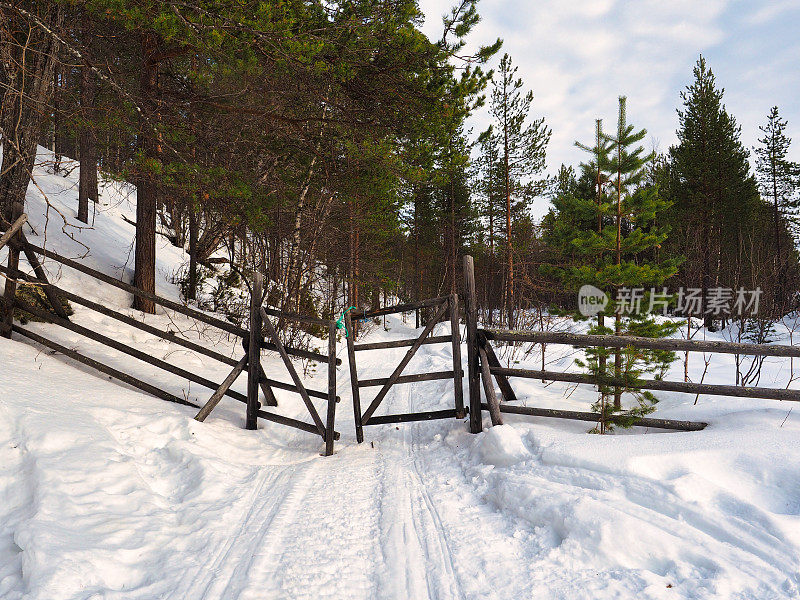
[{"x1": 417, "y1": 0, "x2": 800, "y2": 218}]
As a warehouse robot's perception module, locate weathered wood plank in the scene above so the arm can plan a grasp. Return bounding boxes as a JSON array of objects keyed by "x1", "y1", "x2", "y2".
[
  {"x1": 261, "y1": 339, "x2": 340, "y2": 365},
  {"x1": 19, "y1": 234, "x2": 69, "y2": 319},
  {"x1": 364, "y1": 408, "x2": 465, "y2": 426},
  {"x1": 478, "y1": 341, "x2": 503, "y2": 426},
  {"x1": 260, "y1": 307, "x2": 326, "y2": 436},
  {"x1": 25, "y1": 241, "x2": 249, "y2": 336},
  {"x1": 0, "y1": 264, "x2": 241, "y2": 367},
  {"x1": 353, "y1": 335, "x2": 452, "y2": 352},
  {"x1": 356, "y1": 296, "x2": 450, "y2": 319},
  {"x1": 24, "y1": 242, "x2": 322, "y2": 364},
  {"x1": 481, "y1": 403, "x2": 707, "y2": 431},
  {"x1": 246, "y1": 273, "x2": 263, "y2": 430},
  {"x1": 1, "y1": 202, "x2": 23, "y2": 338},
  {"x1": 490, "y1": 366, "x2": 800, "y2": 402},
  {"x1": 345, "y1": 310, "x2": 365, "y2": 443},
  {"x1": 478, "y1": 331, "x2": 517, "y2": 401},
  {"x1": 11, "y1": 295, "x2": 248, "y2": 403},
  {"x1": 13, "y1": 325, "x2": 194, "y2": 407},
  {"x1": 325, "y1": 322, "x2": 337, "y2": 456},
  {"x1": 256, "y1": 409, "x2": 340, "y2": 440},
  {"x1": 0, "y1": 213, "x2": 27, "y2": 251},
  {"x1": 257, "y1": 374, "x2": 332, "y2": 401},
  {"x1": 195, "y1": 356, "x2": 248, "y2": 422},
  {"x1": 357, "y1": 370, "x2": 457, "y2": 388},
  {"x1": 257, "y1": 363, "x2": 279, "y2": 407},
  {"x1": 463, "y1": 256, "x2": 482, "y2": 433},
  {"x1": 262, "y1": 306, "x2": 333, "y2": 327},
  {"x1": 483, "y1": 329, "x2": 800, "y2": 359},
  {"x1": 449, "y1": 294, "x2": 465, "y2": 418}
]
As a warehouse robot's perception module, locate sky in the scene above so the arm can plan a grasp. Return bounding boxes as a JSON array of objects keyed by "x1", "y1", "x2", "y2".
[{"x1": 417, "y1": 0, "x2": 800, "y2": 218}]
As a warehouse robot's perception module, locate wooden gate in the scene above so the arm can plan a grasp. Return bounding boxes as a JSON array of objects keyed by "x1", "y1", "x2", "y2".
[{"x1": 345, "y1": 294, "x2": 465, "y2": 443}]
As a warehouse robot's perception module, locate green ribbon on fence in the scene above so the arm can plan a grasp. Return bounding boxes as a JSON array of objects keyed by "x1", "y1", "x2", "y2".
[{"x1": 336, "y1": 306, "x2": 357, "y2": 338}]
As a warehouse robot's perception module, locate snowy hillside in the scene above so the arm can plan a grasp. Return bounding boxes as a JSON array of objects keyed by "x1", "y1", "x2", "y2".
[{"x1": 1, "y1": 151, "x2": 800, "y2": 599}]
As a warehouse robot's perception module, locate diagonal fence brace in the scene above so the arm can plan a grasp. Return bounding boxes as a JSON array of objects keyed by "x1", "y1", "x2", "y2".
[{"x1": 361, "y1": 300, "x2": 449, "y2": 424}]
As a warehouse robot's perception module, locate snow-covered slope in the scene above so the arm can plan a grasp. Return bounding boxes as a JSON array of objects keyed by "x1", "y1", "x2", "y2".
[{"x1": 1, "y1": 151, "x2": 799, "y2": 599}]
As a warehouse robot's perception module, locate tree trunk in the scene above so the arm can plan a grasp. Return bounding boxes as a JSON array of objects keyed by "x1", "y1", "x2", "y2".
[
  {"x1": 52, "y1": 62, "x2": 61, "y2": 174},
  {"x1": 614, "y1": 147, "x2": 623, "y2": 410},
  {"x1": 77, "y1": 12, "x2": 98, "y2": 224},
  {"x1": 488, "y1": 184, "x2": 494, "y2": 327},
  {"x1": 701, "y1": 215, "x2": 713, "y2": 329},
  {"x1": 187, "y1": 207, "x2": 198, "y2": 300},
  {"x1": 771, "y1": 136, "x2": 784, "y2": 314},
  {"x1": 133, "y1": 32, "x2": 161, "y2": 313},
  {"x1": 414, "y1": 193, "x2": 420, "y2": 328},
  {"x1": 449, "y1": 174, "x2": 457, "y2": 295},
  {"x1": 348, "y1": 197, "x2": 360, "y2": 338},
  {"x1": 0, "y1": 3, "x2": 62, "y2": 221},
  {"x1": 504, "y1": 122, "x2": 514, "y2": 330}
]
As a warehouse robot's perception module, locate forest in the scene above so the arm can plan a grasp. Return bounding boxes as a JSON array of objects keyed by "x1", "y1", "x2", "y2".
[{"x1": 2, "y1": 0, "x2": 799, "y2": 346}]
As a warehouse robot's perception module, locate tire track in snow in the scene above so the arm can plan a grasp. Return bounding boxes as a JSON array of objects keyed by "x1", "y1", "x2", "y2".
[
  {"x1": 181, "y1": 462, "x2": 319, "y2": 600},
  {"x1": 367, "y1": 336, "x2": 535, "y2": 600}
]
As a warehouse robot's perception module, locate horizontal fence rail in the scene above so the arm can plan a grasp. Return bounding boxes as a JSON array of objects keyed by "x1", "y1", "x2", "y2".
[
  {"x1": 0, "y1": 263, "x2": 240, "y2": 366},
  {"x1": 12, "y1": 324, "x2": 193, "y2": 407},
  {"x1": 23, "y1": 242, "x2": 324, "y2": 364},
  {"x1": 480, "y1": 403, "x2": 707, "y2": 432},
  {"x1": 483, "y1": 329, "x2": 800, "y2": 359},
  {"x1": 354, "y1": 296, "x2": 451, "y2": 319},
  {"x1": 5, "y1": 293, "x2": 250, "y2": 404},
  {"x1": 25, "y1": 241, "x2": 247, "y2": 336},
  {"x1": 490, "y1": 366, "x2": 800, "y2": 403},
  {"x1": 476, "y1": 322, "x2": 800, "y2": 432},
  {"x1": 353, "y1": 335, "x2": 452, "y2": 352}
]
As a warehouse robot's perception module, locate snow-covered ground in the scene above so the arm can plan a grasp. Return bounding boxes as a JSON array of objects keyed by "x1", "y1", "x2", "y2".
[{"x1": 1, "y1": 152, "x2": 799, "y2": 599}]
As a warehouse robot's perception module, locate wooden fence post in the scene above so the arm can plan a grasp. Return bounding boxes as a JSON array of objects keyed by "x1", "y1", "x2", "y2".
[
  {"x1": 246, "y1": 272, "x2": 263, "y2": 430},
  {"x1": 345, "y1": 310, "x2": 364, "y2": 443},
  {"x1": 325, "y1": 322, "x2": 337, "y2": 456},
  {"x1": 463, "y1": 255, "x2": 482, "y2": 433},
  {"x1": 1, "y1": 202, "x2": 23, "y2": 338},
  {"x1": 449, "y1": 293, "x2": 465, "y2": 418}
]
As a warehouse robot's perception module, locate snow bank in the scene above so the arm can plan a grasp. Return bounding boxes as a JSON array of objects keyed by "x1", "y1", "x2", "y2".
[{"x1": 472, "y1": 425, "x2": 532, "y2": 466}]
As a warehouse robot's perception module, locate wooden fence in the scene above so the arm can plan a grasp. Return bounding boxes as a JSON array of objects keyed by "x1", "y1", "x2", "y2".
[
  {"x1": 8, "y1": 208, "x2": 800, "y2": 452},
  {"x1": 461, "y1": 255, "x2": 800, "y2": 433},
  {"x1": 1, "y1": 211, "x2": 339, "y2": 454}
]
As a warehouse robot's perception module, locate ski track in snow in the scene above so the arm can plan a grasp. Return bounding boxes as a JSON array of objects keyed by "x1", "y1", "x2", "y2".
[{"x1": 2, "y1": 151, "x2": 800, "y2": 599}]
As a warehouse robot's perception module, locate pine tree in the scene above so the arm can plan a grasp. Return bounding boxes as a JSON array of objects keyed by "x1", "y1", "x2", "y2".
[
  {"x1": 476, "y1": 127, "x2": 503, "y2": 324},
  {"x1": 489, "y1": 53, "x2": 550, "y2": 329},
  {"x1": 544, "y1": 99, "x2": 680, "y2": 432},
  {"x1": 755, "y1": 106, "x2": 800, "y2": 312},
  {"x1": 667, "y1": 56, "x2": 762, "y2": 326}
]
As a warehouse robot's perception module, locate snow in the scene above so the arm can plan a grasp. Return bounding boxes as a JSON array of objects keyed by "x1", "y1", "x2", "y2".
[
  {"x1": 472, "y1": 425, "x2": 531, "y2": 467},
  {"x1": 1, "y1": 150, "x2": 800, "y2": 599}
]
